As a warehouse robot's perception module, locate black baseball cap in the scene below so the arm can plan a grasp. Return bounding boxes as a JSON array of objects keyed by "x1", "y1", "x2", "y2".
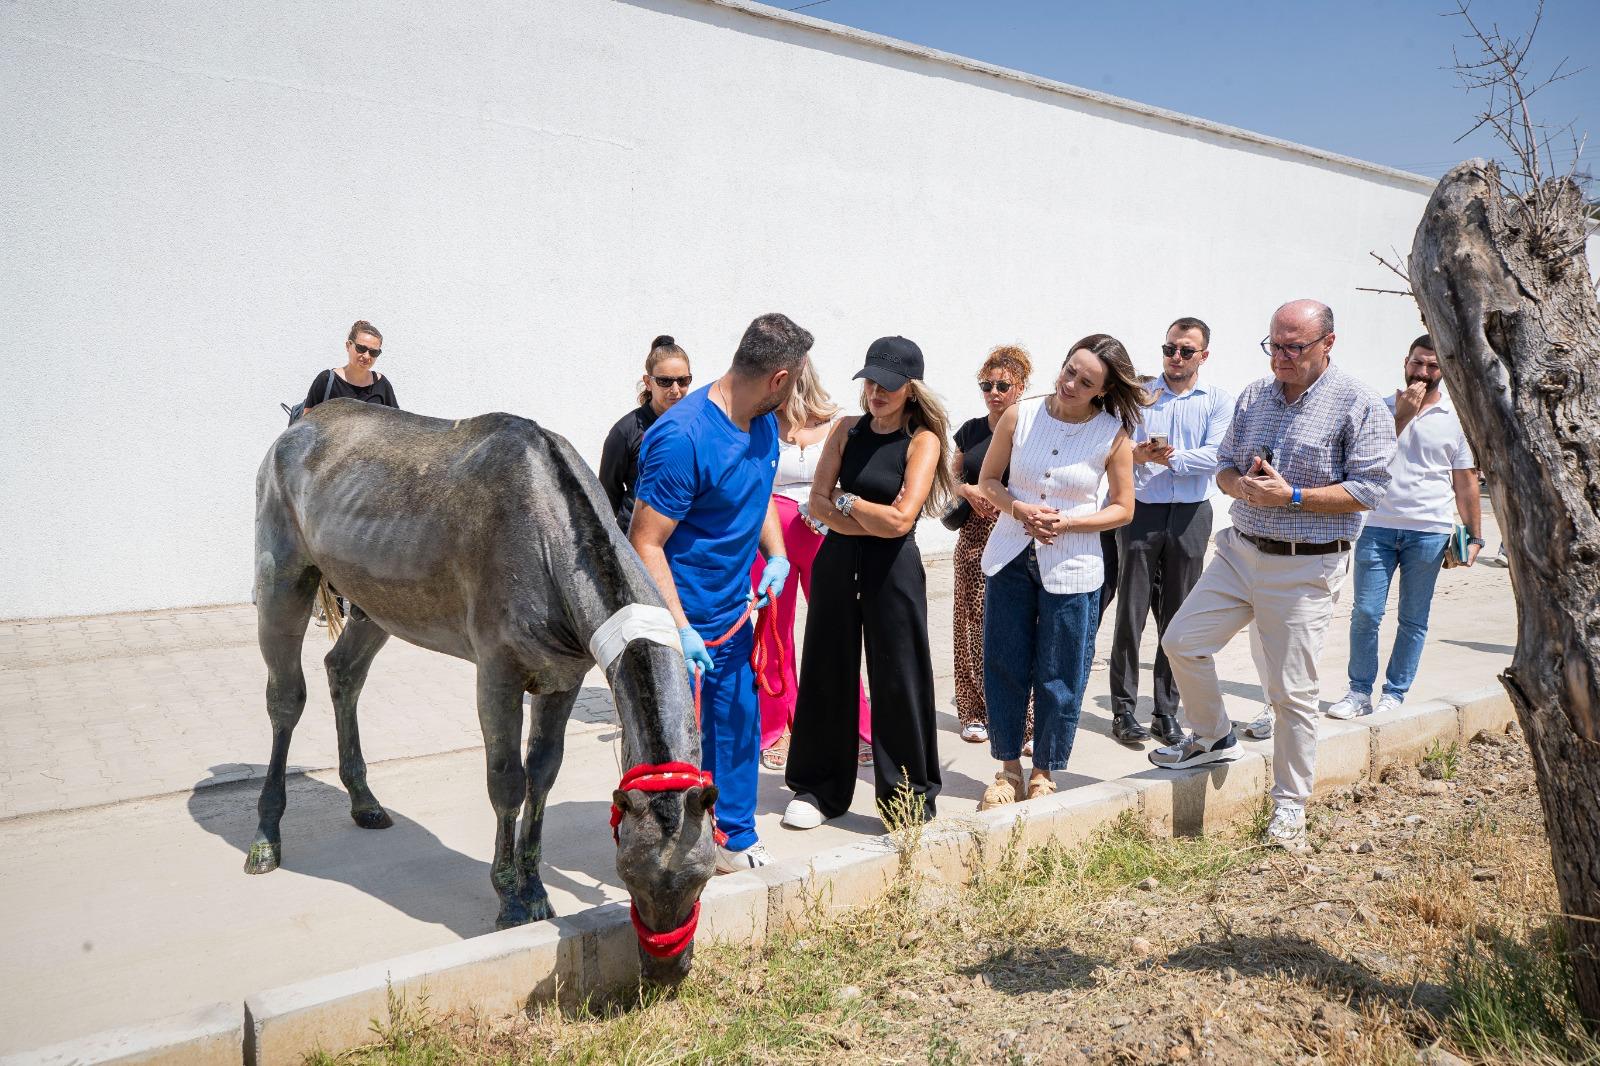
[{"x1": 853, "y1": 336, "x2": 925, "y2": 390}]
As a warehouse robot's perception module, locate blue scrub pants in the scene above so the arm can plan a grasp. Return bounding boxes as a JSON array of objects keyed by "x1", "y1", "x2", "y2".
[{"x1": 696, "y1": 620, "x2": 760, "y2": 851}]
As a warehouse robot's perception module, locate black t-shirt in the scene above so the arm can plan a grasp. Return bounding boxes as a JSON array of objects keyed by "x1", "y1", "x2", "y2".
[
  {"x1": 598, "y1": 402, "x2": 660, "y2": 531},
  {"x1": 304, "y1": 369, "x2": 399, "y2": 412},
  {"x1": 953, "y1": 416, "x2": 997, "y2": 485}
]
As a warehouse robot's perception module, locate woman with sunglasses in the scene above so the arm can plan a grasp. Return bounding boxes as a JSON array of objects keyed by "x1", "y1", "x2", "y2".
[
  {"x1": 304, "y1": 320, "x2": 398, "y2": 413},
  {"x1": 950, "y1": 346, "x2": 1033, "y2": 747},
  {"x1": 599, "y1": 335, "x2": 692, "y2": 530},
  {"x1": 752, "y1": 360, "x2": 872, "y2": 772}
]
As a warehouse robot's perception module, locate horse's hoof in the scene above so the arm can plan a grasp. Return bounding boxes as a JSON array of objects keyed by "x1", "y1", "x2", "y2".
[
  {"x1": 244, "y1": 841, "x2": 281, "y2": 875},
  {"x1": 351, "y1": 808, "x2": 393, "y2": 830}
]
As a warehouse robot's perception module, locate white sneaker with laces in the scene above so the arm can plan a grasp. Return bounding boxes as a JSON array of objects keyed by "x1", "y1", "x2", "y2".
[
  {"x1": 1265, "y1": 804, "x2": 1308, "y2": 851},
  {"x1": 715, "y1": 841, "x2": 772, "y2": 874},
  {"x1": 1326, "y1": 691, "x2": 1372, "y2": 721},
  {"x1": 781, "y1": 794, "x2": 826, "y2": 830},
  {"x1": 1375, "y1": 693, "x2": 1404, "y2": 715},
  {"x1": 1244, "y1": 705, "x2": 1274, "y2": 739}
]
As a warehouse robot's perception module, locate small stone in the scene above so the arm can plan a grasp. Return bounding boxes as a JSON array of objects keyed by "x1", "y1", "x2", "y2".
[
  {"x1": 1143, "y1": 907, "x2": 1162, "y2": 918},
  {"x1": 997, "y1": 1030, "x2": 1019, "y2": 1049},
  {"x1": 1357, "y1": 840, "x2": 1376, "y2": 854},
  {"x1": 1355, "y1": 904, "x2": 1381, "y2": 925},
  {"x1": 1472, "y1": 729, "x2": 1508, "y2": 746},
  {"x1": 1109, "y1": 1016, "x2": 1133, "y2": 1029},
  {"x1": 793, "y1": 938, "x2": 811, "y2": 952},
  {"x1": 1304, "y1": 863, "x2": 1327, "y2": 874},
  {"x1": 1313, "y1": 901, "x2": 1331, "y2": 913},
  {"x1": 835, "y1": 985, "x2": 862, "y2": 1004},
  {"x1": 899, "y1": 929, "x2": 923, "y2": 947},
  {"x1": 1417, "y1": 1044, "x2": 1470, "y2": 1066},
  {"x1": 1463, "y1": 796, "x2": 1479, "y2": 806},
  {"x1": 1131, "y1": 936, "x2": 1154, "y2": 955},
  {"x1": 1138, "y1": 876, "x2": 1160, "y2": 891},
  {"x1": 1404, "y1": 814, "x2": 1426, "y2": 826},
  {"x1": 892, "y1": 988, "x2": 919, "y2": 1004},
  {"x1": 1420, "y1": 781, "x2": 1449, "y2": 796},
  {"x1": 1373, "y1": 866, "x2": 1399, "y2": 882},
  {"x1": 1471, "y1": 868, "x2": 1500, "y2": 881},
  {"x1": 1168, "y1": 1045, "x2": 1193, "y2": 1061}
]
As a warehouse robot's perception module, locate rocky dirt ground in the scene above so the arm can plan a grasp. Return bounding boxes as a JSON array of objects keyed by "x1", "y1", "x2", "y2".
[{"x1": 316, "y1": 721, "x2": 1594, "y2": 1065}]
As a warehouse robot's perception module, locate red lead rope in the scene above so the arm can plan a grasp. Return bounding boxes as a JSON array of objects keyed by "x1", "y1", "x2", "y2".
[{"x1": 609, "y1": 600, "x2": 785, "y2": 959}]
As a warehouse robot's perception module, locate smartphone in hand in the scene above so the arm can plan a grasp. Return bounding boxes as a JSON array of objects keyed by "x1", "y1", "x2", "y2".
[{"x1": 1150, "y1": 434, "x2": 1169, "y2": 449}]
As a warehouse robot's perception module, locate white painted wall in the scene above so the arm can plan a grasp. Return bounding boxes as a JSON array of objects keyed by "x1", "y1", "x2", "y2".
[{"x1": 3, "y1": 0, "x2": 1447, "y2": 619}]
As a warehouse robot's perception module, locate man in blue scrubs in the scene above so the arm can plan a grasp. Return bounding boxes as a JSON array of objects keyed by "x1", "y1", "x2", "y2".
[{"x1": 630, "y1": 312, "x2": 812, "y2": 872}]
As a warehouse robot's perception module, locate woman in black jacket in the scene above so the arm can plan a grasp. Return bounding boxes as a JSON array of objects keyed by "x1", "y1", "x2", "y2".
[
  {"x1": 598, "y1": 335, "x2": 692, "y2": 530},
  {"x1": 304, "y1": 320, "x2": 398, "y2": 412}
]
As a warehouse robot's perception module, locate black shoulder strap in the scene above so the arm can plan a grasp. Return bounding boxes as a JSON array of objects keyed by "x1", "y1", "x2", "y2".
[{"x1": 323, "y1": 368, "x2": 338, "y2": 402}]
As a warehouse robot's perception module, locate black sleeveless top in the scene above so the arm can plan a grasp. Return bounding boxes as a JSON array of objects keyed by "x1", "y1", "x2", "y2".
[{"x1": 840, "y1": 419, "x2": 912, "y2": 508}]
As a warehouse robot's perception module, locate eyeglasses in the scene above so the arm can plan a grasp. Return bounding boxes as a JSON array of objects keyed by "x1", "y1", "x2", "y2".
[
  {"x1": 351, "y1": 342, "x2": 382, "y2": 358},
  {"x1": 1161, "y1": 344, "x2": 1203, "y2": 360},
  {"x1": 978, "y1": 381, "x2": 1014, "y2": 393},
  {"x1": 1259, "y1": 333, "x2": 1330, "y2": 358},
  {"x1": 651, "y1": 375, "x2": 693, "y2": 389}
]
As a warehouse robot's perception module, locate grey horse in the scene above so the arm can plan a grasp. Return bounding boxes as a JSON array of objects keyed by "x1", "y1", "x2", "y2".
[{"x1": 247, "y1": 398, "x2": 717, "y2": 982}]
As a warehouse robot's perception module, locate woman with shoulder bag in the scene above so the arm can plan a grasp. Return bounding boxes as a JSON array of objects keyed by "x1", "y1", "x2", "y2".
[
  {"x1": 304, "y1": 320, "x2": 398, "y2": 414},
  {"x1": 949, "y1": 345, "x2": 1033, "y2": 747}
]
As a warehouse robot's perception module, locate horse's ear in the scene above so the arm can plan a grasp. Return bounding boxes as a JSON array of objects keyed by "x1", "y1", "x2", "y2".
[
  {"x1": 613, "y1": 789, "x2": 636, "y2": 813},
  {"x1": 688, "y1": 784, "x2": 719, "y2": 815}
]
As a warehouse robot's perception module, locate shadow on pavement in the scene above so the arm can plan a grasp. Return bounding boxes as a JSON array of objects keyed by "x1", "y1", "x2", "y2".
[{"x1": 186, "y1": 765, "x2": 620, "y2": 937}]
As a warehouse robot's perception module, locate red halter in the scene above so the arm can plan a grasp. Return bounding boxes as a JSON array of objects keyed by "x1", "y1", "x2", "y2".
[{"x1": 607, "y1": 600, "x2": 783, "y2": 960}]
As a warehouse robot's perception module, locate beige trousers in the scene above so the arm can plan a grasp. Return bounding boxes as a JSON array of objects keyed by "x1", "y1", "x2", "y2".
[{"x1": 1161, "y1": 526, "x2": 1349, "y2": 807}]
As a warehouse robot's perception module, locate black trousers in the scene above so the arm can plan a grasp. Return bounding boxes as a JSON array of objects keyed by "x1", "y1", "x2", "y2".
[
  {"x1": 1109, "y1": 500, "x2": 1212, "y2": 719},
  {"x1": 786, "y1": 533, "x2": 941, "y2": 821},
  {"x1": 1097, "y1": 530, "x2": 1119, "y2": 631}
]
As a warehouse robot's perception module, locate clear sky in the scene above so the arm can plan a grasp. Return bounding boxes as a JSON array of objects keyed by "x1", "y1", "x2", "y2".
[{"x1": 784, "y1": 0, "x2": 1598, "y2": 181}]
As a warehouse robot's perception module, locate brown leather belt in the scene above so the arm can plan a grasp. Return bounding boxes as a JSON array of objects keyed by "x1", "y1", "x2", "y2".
[{"x1": 1240, "y1": 532, "x2": 1350, "y2": 556}]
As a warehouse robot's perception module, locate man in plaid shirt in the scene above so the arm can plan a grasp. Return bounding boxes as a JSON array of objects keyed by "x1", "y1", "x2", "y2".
[{"x1": 1151, "y1": 299, "x2": 1397, "y2": 851}]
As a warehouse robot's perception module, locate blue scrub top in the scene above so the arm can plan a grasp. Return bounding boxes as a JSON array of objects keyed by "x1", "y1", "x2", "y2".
[{"x1": 635, "y1": 385, "x2": 779, "y2": 632}]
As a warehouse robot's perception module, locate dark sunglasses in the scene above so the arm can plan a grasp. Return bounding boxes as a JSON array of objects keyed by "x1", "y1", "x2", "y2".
[
  {"x1": 351, "y1": 342, "x2": 382, "y2": 357},
  {"x1": 978, "y1": 380, "x2": 1014, "y2": 393},
  {"x1": 651, "y1": 374, "x2": 693, "y2": 389},
  {"x1": 1161, "y1": 344, "x2": 1202, "y2": 360}
]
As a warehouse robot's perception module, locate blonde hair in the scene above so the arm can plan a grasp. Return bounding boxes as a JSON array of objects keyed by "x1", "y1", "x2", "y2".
[
  {"x1": 857, "y1": 379, "x2": 955, "y2": 520},
  {"x1": 637, "y1": 334, "x2": 690, "y2": 405},
  {"x1": 780, "y1": 359, "x2": 841, "y2": 430},
  {"x1": 978, "y1": 344, "x2": 1031, "y2": 387}
]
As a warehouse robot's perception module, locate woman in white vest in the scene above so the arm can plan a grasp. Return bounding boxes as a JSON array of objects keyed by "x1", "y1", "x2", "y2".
[{"x1": 975, "y1": 333, "x2": 1146, "y2": 808}]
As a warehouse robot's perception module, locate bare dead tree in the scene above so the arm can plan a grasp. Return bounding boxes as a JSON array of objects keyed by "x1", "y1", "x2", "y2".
[{"x1": 1409, "y1": 1, "x2": 1600, "y2": 1024}]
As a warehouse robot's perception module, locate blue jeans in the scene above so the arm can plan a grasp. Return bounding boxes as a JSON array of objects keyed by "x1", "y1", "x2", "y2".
[
  {"x1": 982, "y1": 547, "x2": 1098, "y2": 770},
  {"x1": 1347, "y1": 526, "x2": 1450, "y2": 701}
]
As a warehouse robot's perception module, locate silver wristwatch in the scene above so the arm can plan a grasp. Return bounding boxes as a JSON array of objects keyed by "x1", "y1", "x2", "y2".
[{"x1": 835, "y1": 492, "x2": 859, "y2": 517}]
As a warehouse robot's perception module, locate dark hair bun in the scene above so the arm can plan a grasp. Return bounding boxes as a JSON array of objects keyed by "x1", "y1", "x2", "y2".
[{"x1": 652, "y1": 334, "x2": 675, "y2": 349}]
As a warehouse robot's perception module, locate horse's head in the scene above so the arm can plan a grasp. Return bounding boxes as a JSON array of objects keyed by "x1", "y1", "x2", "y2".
[{"x1": 611, "y1": 777, "x2": 719, "y2": 984}]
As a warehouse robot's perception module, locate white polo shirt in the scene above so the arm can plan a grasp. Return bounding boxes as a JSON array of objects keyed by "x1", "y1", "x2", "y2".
[{"x1": 1367, "y1": 392, "x2": 1475, "y2": 534}]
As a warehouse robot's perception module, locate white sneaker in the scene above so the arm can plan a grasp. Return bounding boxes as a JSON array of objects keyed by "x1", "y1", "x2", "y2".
[
  {"x1": 1326, "y1": 691, "x2": 1373, "y2": 721},
  {"x1": 1374, "y1": 693, "x2": 1404, "y2": 715},
  {"x1": 1264, "y1": 804, "x2": 1308, "y2": 851},
  {"x1": 715, "y1": 841, "x2": 772, "y2": 874},
  {"x1": 1244, "y1": 705, "x2": 1274, "y2": 739},
  {"x1": 781, "y1": 794, "x2": 826, "y2": 830}
]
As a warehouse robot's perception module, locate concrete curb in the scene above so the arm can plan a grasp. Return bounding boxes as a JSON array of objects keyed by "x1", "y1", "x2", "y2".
[{"x1": 23, "y1": 683, "x2": 1517, "y2": 1065}]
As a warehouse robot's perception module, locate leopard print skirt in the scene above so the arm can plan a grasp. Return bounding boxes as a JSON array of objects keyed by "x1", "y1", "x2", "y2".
[{"x1": 953, "y1": 509, "x2": 1032, "y2": 738}]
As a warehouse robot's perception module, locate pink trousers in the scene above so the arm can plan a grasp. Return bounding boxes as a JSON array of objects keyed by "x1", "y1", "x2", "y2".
[{"x1": 750, "y1": 494, "x2": 871, "y2": 748}]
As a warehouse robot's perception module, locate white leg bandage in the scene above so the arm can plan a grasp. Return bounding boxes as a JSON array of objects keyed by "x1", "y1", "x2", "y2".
[{"x1": 588, "y1": 603, "x2": 681, "y2": 672}]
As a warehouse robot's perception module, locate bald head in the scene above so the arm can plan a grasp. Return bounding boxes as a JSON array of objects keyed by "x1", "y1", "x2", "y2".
[{"x1": 1273, "y1": 300, "x2": 1334, "y2": 335}]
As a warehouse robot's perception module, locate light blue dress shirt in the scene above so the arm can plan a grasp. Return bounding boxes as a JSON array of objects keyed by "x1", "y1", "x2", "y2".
[{"x1": 1132, "y1": 376, "x2": 1235, "y2": 504}]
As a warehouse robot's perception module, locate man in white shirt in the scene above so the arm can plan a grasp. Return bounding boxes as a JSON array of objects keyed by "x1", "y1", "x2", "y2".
[
  {"x1": 1327, "y1": 334, "x2": 1483, "y2": 720},
  {"x1": 1109, "y1": 317, "x2": 1233, "y2": 746}
]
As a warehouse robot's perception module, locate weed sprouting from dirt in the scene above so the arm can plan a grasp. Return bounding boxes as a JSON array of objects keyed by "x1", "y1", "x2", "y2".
[
  {"x1": 878, "y1": 769, "x2": 928, "y2": 870},
  {"x1": 1446, "y1": 920, "x2": 1598, "y2": 1061},
  {"x1": 1421, "y1": 739, "x2": 1463, "y2": 781}
]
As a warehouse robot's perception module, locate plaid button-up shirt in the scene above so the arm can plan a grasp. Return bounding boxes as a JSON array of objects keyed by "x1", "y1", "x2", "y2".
[{"x1": 1217, "y1": 363, "x2": 1397, "y2": 543}]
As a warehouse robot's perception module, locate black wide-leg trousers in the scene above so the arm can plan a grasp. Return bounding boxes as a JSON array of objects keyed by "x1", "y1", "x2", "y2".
[
  {"x1": 786, "y1": 533, "x2": 941, "y2": 821},
  {"x1": 1109, "y1": 500, "x2": 1212, "y2": 720}
]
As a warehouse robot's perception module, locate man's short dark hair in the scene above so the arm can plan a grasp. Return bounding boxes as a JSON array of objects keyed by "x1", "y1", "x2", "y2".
[
  {"x1": 1409, "y1": 333, "x2": 1435, "y2": 355},
  {"x1": 1167, "y1": 316, "x2": 1210, "y2": 348},
  {"x1": 732, "y1": 313, "x2": 813, "y2": 378}
]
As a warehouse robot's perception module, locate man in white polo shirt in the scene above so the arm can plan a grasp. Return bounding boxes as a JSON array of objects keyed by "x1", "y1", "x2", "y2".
[{"x1": 1327, "y1": 334, "x2": 1483, "y2": 720}]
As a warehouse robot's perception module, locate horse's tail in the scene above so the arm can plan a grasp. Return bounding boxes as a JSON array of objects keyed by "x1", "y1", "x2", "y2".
[{"x1": 318, "y1": 578, "x2": 345, "y2": 641}]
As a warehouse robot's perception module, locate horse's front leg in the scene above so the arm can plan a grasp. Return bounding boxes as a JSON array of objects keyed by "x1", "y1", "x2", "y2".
[
  {"x1": 514, "y1": 685, "x2": 580, "y2": 922},
  {"x1": 476, "y1": 660, "x2": 531, "y2": 930}
]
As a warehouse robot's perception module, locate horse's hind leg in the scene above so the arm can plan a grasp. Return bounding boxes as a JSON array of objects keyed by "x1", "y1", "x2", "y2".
[
  {"x1": 515, "y1": 685, "x2": 580, "y2": 922},
  {"x1": 325, "y1": 605, "x2": 393, "y2": 830},
  {"x1": 246, "y1": 560, "x2": 318, "y2": 875}
]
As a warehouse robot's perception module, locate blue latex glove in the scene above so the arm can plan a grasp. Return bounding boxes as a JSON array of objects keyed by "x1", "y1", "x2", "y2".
[
  {"x1": 752, "y1": 556, "x2": 792, "y2": 609},
  {"x1": 678, "y1": 624, "x2": 714, "y2": 685}
]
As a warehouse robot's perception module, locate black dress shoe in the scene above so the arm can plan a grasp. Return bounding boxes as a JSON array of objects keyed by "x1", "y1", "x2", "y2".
[
  {"x1": 1112, "y1": 711, "x2": 1150, "y2": 745},
  {"x1": 1151, "y1": 713, "x2": 1183, "y2": 746}
]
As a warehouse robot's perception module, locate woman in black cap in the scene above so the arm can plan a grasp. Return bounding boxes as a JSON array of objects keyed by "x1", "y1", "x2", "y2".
[
  {"x1": 598, "y1": 335, "x2": 692, "y2": 530},
  {"x1": 782, "y1": 336, "x2": 954, "y2": 829}
]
